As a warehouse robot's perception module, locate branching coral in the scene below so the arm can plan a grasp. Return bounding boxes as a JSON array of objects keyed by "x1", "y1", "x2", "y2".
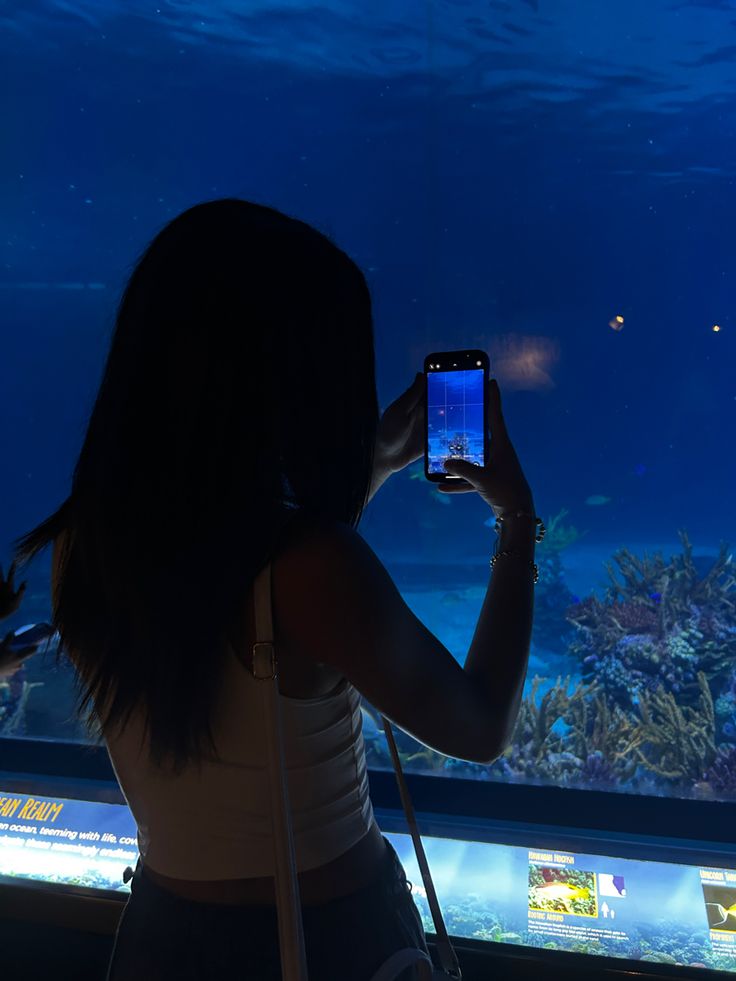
[
  {"x1": 603, "y1": 530, "x2": 734, "y2": 642},
  {"x1": 631, "y1": 672, "x2": 717, "y2": 782},
  {"x1": 563, "y1": 691, "x2": 644, "y2": 782},
  {"x1": 485, "y1": 669, "x2": 718, "y2": 793},
  {"x1": 492, "y1": 676, "x2": 626, "y2": 786},
  {"x1": 508, "y1": 675, "x2": 593, "y2": 765}
]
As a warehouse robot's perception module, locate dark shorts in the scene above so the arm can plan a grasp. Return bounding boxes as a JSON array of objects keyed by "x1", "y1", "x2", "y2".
[{"x1": 106, "y1": 836, "x2": 430, "y2": 981}]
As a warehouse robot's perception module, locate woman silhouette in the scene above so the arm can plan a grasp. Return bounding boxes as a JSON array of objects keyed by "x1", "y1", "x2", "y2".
[{"x1": 13, "y1": 199, "x2": 537, "y2": 980}]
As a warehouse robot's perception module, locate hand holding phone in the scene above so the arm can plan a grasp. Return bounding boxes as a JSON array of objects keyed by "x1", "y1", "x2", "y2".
[
  {"x1": 424, "y1": 350, "x2": 534, "y2": 514},
  {"x1": 374, "y1": 372, "x2": 425, "y2": 476},
  {"x1": 441, "y1": 379, "x2": 534, "y2": 515}
]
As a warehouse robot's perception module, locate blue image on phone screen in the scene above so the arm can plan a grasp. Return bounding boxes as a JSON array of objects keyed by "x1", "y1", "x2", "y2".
[{"x1": 427, "y1": 368, "x2": 485, "y2": 474}]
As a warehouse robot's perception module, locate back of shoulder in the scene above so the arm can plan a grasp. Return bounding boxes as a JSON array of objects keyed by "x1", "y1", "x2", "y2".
[
  {"x1": 271, "y1": 515, "x2": 501, "y2": 766},
  {"x1": 278, "y1": 514, "x2": 367, "y2": 572},
  {"x1": 273, "y1": 516, "x2": 401, "y2": 650},
  {"x1": 277, "y1": 515, "x2": 384, "y2": 593}
]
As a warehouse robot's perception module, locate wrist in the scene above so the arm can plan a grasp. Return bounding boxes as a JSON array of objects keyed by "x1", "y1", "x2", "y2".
[
  {"x1": 499, "y1": 527, "x2": 537, "y2": 553},
  {"x1": 499, "y1": 497, "x2": 535, "y2": 516},
  {"x1": 496, "y1": 507, "x2": 539, "y2": 550}
]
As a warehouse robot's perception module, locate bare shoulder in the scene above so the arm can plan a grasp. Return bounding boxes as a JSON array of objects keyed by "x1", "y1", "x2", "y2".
[
  {"x1": 274, "y1": 514, "x2": 377, "y2": 580},
  {"x1": 271, "y1": 514, "x2": 502, "y2": 766}
]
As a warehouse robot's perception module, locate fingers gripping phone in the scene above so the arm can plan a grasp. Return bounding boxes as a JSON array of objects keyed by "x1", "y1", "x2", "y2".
[{"x1": 424, "y1": 349, "x2": 489, "y2": 482}]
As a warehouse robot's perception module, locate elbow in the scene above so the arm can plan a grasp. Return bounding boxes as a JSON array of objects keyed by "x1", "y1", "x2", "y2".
[
  {"x1": 480, "y1": 741, "x2": 506, "y2": 766},
  {"x1": 481, "y1": 724, "x2": 515, "y2": 766},
  {"x1": 481, "y1": 700, "x2": 523, "y2": 765}
]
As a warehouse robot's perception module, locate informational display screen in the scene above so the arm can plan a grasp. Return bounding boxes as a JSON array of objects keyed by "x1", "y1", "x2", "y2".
[
  {"x1": 0, "y1": 789, "x2": 734, "y2": 973},
  {"x1": 0, "y1": 789, "x2": 137, "y2": 892},
  {"x1": 391, "y1": 836, "x2": 735, "y2": 973}
]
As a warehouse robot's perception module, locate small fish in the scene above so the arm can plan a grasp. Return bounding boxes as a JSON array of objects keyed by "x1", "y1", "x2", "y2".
[
  {"x1": 531, "y1": 882, "x2": 591, "y2": 910},
  {"x1": 649, "y1": 592, "x2": 662, "y2": 604},
  {"x1": 440, "y1": 591, "x2": 465, "y2": 606},
  {"x1": 585, "y1": 495, "x2": 611, "y2": 506},
  {"x1": 408, "y1": 463, "x2": 425, "y2": 480}
]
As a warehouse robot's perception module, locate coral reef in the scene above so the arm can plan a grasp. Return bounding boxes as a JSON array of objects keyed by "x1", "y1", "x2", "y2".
[
  {"x1": 631, "y1": 672, "x2": 717, "y2": 782},
  {"x1": 499, "y1": 533, "x2": 733, "y2": 796},
  {"x1": 482, "y1": 676, "x2": 641, "y2": 789},
  {"x1": 567, "y1": 531, "x2": 735, "y2": 709},
  {"x1": 362, "y1": 527, "x2": 735, "y2": 802},
  {"x1": 485, "y1": 669, "x2": 719, "y2": 794},
  {"x1": 488, "y1": 675, "x2": 591, "y2": 783},
  {"x1": 702, "y1": 744, "x2": 736, "y2": 800},
  {"x1": 714, "y1": 669, "x2": 736, "y2": 743}
]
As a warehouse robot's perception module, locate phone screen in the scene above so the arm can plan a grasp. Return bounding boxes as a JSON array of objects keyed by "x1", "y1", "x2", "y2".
[{"x1": 426, "y1": 367, "x2": 486, "y2": 474}]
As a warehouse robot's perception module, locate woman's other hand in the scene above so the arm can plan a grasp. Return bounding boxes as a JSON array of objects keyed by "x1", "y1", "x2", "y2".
[
  {"x1": 374, "y1": 372, "x2": 425, "y2": 476},
  {"x1": 366, "y1": 373, "x2": 424, "y2": 504}
]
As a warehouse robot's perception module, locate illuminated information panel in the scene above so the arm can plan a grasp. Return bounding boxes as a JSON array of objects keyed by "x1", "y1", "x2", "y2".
[
  {"x1": 0, "y1": 789, "x2": 137, "y2": 891},
  {"x1": 392, "y1": 836, "x2": 736, "y2": 972},
  {"x1": 0, "y1": 789, "x2": 733, "y2": 972}
]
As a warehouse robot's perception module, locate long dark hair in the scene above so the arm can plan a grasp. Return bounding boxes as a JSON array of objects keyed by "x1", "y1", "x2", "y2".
[{"x1": 13, "y1": 199, "x2": 378, "y2": 771}]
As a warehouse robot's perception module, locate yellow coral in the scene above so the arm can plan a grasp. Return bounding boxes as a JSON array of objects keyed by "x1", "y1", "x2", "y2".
[
  {"x1": 510, "y1": 675, "x2": 596, "y2": 761},
  {"x1": 632, "y1": 672, "x2": 716, "y2": 780}
]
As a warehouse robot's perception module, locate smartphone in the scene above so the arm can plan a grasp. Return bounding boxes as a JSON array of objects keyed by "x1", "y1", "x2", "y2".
[
  {"x1": 4, "y1": 623, "x2": 57, "y2": 661},
  {"x1": 424, "y1": 349, "x2": 489, "y2": 482}
]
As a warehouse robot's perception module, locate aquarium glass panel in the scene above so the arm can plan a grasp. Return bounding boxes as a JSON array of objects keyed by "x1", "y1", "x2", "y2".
[{"x1": 1, "y1": 2, "x2": 734, "y2": 803}]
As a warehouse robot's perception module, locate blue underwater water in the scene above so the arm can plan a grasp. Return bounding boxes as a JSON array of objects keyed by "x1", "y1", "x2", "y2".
[{"x1": 1, "y1": 0, "x2": 735, "y2": 812}]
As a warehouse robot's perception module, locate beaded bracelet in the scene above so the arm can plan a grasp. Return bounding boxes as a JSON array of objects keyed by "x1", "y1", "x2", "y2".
[{"x1": 489, "y1": 511, "x2": 546, "y2": 584}]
